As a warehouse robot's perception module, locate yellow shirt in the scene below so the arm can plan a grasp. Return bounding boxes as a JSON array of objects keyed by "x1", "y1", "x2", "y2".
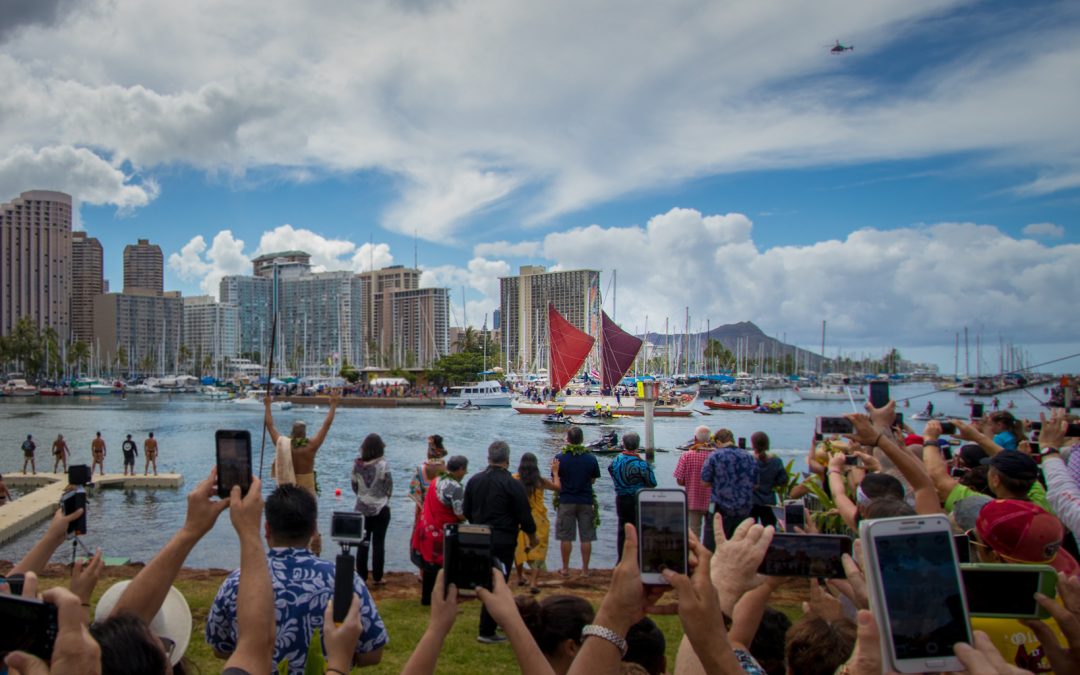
[{"x1": 972, "y1": 616, "x2": 1065, "y2": 673}]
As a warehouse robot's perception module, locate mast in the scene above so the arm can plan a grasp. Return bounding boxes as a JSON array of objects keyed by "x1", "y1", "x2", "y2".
[
  {"x1": 820, "y1": 320, "x2": 826, "y2": 378},
  {"x1": 684, "y1": 307, "x2": 689, "y2": 376}
]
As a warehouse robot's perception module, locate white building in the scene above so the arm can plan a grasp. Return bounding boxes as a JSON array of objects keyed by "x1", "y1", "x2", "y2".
[{"x1": 182, "y1": 295, "x2": 239, "y2": 372}]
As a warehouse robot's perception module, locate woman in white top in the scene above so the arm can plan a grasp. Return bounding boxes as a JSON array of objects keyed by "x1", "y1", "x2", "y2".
[{"x1": 351, "y1": 433, "x2": 393, "y2": 585}]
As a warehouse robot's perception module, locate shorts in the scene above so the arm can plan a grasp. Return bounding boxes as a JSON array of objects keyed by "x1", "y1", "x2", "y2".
[
  {"x1": 123, "y1": 453, "x2": 135, "y2": 466},
  {"x1": 23, "y1": 450, "x2": 34, "y2": 458},
  {"x1": 555, "y1": 503, "x2": 597, "y2": 542}
]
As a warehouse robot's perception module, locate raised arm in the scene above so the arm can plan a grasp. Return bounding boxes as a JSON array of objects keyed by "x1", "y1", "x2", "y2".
[
  {"x1": 223, "y1": 478, "x2": 275, "y2": 675},
  {"x1": 110, "y1": 469, "x2": 229, "y2": 623},
  {"x1": 401, "y1": 570, "x2": 460, "y2": 674},
  {"x1": 478, "y1": 572, "x2": 556, "y2": 675},
  {"x1": 847, "y1": 412, "x2": 942, "y2": 515},
  {"x1": 263, "y1": 396, "x2": 280, "y2": 444},
  {"x1": 953, "y1": 419, "x2": 1004, "y2": 457},
  {"x1": 827, "y1": 453, "x2": 860, "y2": 532},
  {"x1": 308, "y1": 388, "x2": 341, "y2": 449},
  {"x1": 921, "y1": 421, "x2": 959, "y2": 503},
  {"x1": 11, "y1": 507, "x2": 85, "y2": 575}
]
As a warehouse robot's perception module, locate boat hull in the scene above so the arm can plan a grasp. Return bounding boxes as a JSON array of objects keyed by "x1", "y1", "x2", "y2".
[
  {"x1": 513, "y1": 401, "x2": 692, "y2": 418},
  {"x1": 702, "y1": 401, "x2": 757, "y2": 411}
]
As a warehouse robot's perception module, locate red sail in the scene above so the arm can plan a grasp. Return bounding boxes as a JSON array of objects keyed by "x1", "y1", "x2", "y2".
[
  {"x1": 548, "y1": 303, "x2": 595, "y2": 392},
  {"x1": 601, "y1": 311, "x2": 643, "y2": 389}
]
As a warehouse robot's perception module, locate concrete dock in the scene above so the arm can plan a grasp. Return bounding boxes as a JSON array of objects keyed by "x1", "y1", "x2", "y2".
[{"x1": 0, "y1": 473, "x2": 183, "y2": 546}]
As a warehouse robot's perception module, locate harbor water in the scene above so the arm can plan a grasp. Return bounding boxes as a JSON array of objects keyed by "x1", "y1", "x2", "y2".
[{"x1": 0, "y1": 383, "x2": 1051, "y2": 570}]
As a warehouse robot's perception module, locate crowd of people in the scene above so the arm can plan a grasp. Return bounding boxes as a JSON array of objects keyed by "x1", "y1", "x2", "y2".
[
  {"x1": 8, "y1": 431, "x2": 161, "y2": 478},
  {"x1": 5, "y1": 392, "x2": 1080, "y2": 674}
]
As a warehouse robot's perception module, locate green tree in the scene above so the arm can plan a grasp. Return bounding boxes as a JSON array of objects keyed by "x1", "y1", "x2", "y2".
[
  {"x1": 427, "y1": 351, "x2": 487, "y2": 386},
  {"x1": 702, "y1": 339, "x2": 735, "y2": 371},
  {"x1": 68, "y1": 341, "x2": 91, "y2": 376},
  {"x1": 882, "y1": 348, "x2": 902, "y2": 374},
  {"x1": 339, "y1": 358, "x2": 360, "y2": 384}
]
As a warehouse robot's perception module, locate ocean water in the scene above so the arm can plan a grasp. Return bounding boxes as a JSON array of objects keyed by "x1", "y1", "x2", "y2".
[{"x1": 0, "y1": 383, "x2": 1050, "y2": 570}]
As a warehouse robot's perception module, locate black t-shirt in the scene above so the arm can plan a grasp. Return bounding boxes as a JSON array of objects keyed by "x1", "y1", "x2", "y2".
[{"x1": 122, "y1": 440, "x2": 137, "y2": 454}]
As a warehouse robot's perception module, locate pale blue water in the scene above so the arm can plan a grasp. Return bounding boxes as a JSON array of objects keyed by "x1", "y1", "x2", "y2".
[{"x1": 0, "y1": 383, "x2": 1050, "y2": 570}]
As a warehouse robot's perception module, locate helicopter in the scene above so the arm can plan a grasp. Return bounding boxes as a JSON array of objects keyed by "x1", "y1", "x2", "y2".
[{"x1": 830, "y1": 40, "x2": 854, "y2": 53}]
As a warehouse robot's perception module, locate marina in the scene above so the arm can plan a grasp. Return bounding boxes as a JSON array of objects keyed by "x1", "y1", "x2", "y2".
[{"x1": 0, "y1": 381, "x2": 1054, "y2": 571}]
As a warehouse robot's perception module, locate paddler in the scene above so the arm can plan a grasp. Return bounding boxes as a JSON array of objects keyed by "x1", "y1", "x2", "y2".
[{"x1": 264, "y1": 388, "x2": 341, "y2": 554}]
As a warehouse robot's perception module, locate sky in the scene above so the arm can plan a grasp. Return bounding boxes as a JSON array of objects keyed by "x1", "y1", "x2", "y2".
[{"x1": 1, "y1": 0, "x2": 1078, "y2": 372}]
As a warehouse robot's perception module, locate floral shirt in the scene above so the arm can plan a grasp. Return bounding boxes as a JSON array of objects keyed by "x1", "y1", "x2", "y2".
[
  {"x1": 700, "y1": 446, "x2": 758, "y2": 516},
  {"x1": 434, "y1": 474, "x2": 465, "y2": 516},
  {"x1": 206, "y1": 547, "x2": 388, "y2": 674}
]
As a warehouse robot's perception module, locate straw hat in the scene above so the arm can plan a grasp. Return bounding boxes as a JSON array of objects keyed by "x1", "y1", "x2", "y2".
[{"x1": 94, "y1": 581, "x2": 192, "y2": 665}]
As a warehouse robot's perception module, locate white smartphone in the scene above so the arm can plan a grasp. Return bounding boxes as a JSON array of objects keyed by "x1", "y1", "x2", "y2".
[
  {"x1": 637, "y1": 488, "x2": 688, "y2": 585},
  {"x1": 860, "y1": 515, "x2": 972, "y2": 673}
]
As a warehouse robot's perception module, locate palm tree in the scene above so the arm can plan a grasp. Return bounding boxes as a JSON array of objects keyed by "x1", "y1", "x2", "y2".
[
  {"x1": 178, "y1": 344, "x2": 192, "y2": 372},
  {"x1": 454, "y1": 327, "x2": 480, "y2": 353},
  {"x1": 68, "y1": 341, "x2": 91, "y2": 377}
]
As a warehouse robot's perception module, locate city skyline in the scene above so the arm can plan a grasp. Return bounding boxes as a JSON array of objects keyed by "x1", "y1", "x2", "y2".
[{"x1": 1, "y1": 1, "x2": 1078, "y2": 371}]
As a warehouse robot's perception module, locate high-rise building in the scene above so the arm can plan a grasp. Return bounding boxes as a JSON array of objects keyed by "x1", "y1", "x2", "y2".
[
  {"x1": 182, "y1": 296, "x2": 240, "y2": 371},
  {"x1": 252, "y1": 250, "x2": 311, "y2": 279},
  {"x1": 219, "y1": 275, "x2": 273, "y2": 359},
  {"x1": 388, "y1": 287, "x2": 450, "y2": 367},
  {"x1": 357, "y1": 265, "x2": 420, "y2": 367},
  {"x1": 93, "y1": 290, "x2": 183, "y2": 372},
  {"x1": 123, "y1": 238, "x2": 163, "y2": 294},
  {"x1": 499, "y1": 265, "x2": 600, "y2": 373},
  {"x1": 0, "y1": 190, "x2": 73, "y2": 338},
  {"x1": 70, "y1": 232, "x2": 104, "y2": 344}
]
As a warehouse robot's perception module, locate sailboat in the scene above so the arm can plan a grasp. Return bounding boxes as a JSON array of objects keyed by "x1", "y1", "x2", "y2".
[
  {"x1": 512, "y1": 306, "x2": 692, "y2": 417},
  {"x1": 793, "y1": 320, "x2": 866, "y2": 402}
]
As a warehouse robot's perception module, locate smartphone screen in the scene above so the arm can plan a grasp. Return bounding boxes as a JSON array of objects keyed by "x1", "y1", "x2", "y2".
[
  {"x1": 0, "y1": 595, "x2": 59, "y2": 659},
  {"x1": 638, "y1": 490, "x2": 688, "y2": 583},
  {"x1": 758, "y1": 533, "x2": 851, "y2": 578},
  {"x1": 784, "y1": 502, "x2": 806, "y2": 529},
  {"x1": 970, "y1": 403, "x2": 984, "y2": 419},
  {"x1": 330, "y1": 511, "x2": 365, "y2": 544},
  {"x1": 61, "y1": 489, "x2": 87, "y2": 535},
  {"x1": 215, "y1": 430, "x2": 252, "y2": 499},
  {"x1": 961, "y1": 567, "x2": 1048, "y2": 617},
  {"x1": 818, "y1": 416, "x2": 854, "y2": 435},
  {"x1": 870, "y1": 381, "x2": 890, "y2": 409},
  {"x1": 953, "y1": 534, "x2": 971, "y2": 564},
  {"x1": 738, "y1": 437, "x2": 747, "y2": 449},
  {"x1": 872, "y1": 530, "x2": 969, "y2": 662}
]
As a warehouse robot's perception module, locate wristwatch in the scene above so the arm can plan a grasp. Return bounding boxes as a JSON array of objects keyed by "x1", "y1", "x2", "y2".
[
  {"x1": 923, "y1": 439, "x2": 943, "y2": 447},
  {"x1": 581, "y1": 625, "x2": 628, "y2": 656},
  {"x1": 1039, "y1": 447, "x2": 1060, "y2": 457}
]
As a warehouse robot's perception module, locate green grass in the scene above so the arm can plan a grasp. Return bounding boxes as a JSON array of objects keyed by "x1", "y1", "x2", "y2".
[{"x1": 36, "y1": 574, "x2": 802, "y2": 674}]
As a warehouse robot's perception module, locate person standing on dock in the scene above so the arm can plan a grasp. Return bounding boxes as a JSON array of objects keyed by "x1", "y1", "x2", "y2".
[
  {"x1": 21, "y1": 434, "x2": 36, "y2": 475},
  {"x1": 121, "y1": 434, "x2": 139, "y2": 476},
  {"x1": 264, "y1": 388, "x2": 341, "y2": 554},
  {"x1": 144, "y1": 432, "x2": 159, "y2": 476},
  {"x1": 91, "y1": 431, "x2": 107, "y2": 476},
  {"x1": 51, "y1": 434, "x2": 69, "y2": 474}
]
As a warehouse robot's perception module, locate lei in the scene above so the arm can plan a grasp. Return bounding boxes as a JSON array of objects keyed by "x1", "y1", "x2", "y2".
[
  {"x1": 291, "y1": 437, "x2": 308, "y2": 449},
  {"x1": 552, "y1": 445, "x2": 601, "y2": 528}
]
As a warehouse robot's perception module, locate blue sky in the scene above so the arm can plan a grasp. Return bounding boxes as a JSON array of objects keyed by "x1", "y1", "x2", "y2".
[{"x1": 2, "y1": 0, "x2": 1078, "y2": 371}]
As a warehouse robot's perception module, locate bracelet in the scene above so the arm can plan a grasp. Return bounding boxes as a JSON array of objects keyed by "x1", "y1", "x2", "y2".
[
  {"x1": 581, "y1": 624, "x2": 628, "y2": 656},
  {"x1": 923, "y1": 439, "x2": 942, "y2": 447},
  {"x1": 326, "y1": 669, "x2": 347, "y2": 675},
  {"x1": 829, "y1": 470, "x2": 843, "y2": 476}
]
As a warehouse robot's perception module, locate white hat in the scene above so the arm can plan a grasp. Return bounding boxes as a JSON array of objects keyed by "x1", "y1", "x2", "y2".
[{"x1": 94, "y1": 580, "x2": 192, "y2": 666}]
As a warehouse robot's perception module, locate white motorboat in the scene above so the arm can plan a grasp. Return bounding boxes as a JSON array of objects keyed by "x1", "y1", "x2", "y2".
[
  {"x1": 233, "y1": 390, "x2": 292, "y2": 410},
  {"x1": 127, "y1": 383, "x2": 164, "y2": 394},
  {"x1": 445, "y1": 380, "x2": 512, "y2": 407},
  {"x1": 794, "y1": 385, "x2": 867, "y2": 401},
  {"x1": 2, "y1": 379, "x2": 38, "y2": 396},
  {"x1": 201, "y1": 386, "x2": 232, "y2": 400}
]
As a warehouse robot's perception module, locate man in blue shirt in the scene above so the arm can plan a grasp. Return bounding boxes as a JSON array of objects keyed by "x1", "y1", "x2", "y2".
[
  {"x1": 206, "y1": 485, "x2": 388, "y2": 673},
  {"x1": 607, "y1": 432, "x2": 657, "y2": 559},
  {"x1": 554, "y1": 426, "x2": 601, "y2": 577},
  {"x1": 701, "y1": 441, "x2": 759, "y2": 548}
]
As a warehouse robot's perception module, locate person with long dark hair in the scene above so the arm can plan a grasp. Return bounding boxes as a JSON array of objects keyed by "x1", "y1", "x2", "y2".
[
  {"x1": 514, "y1": 452, "x2": 560, "y2": 593},
  {"x1": 748, "y1": 431, "x2": 787, "y2": 527},
  {"x1": 352, "y1": 433, "x2": 393, "y2": 585}
]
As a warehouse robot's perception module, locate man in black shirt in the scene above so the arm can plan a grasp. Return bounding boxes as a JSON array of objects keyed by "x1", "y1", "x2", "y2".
[
  {"x1": 121, "y1": 434, "x2": 139, "y2": 476},
  {"x1": 463, "y1": 440, "x2": 538, "y2": 643}
]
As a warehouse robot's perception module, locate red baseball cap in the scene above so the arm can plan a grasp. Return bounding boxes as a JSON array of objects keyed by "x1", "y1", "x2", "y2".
[{"x1": 976, "y1": 499, "x2": 1079, "y2": 575}]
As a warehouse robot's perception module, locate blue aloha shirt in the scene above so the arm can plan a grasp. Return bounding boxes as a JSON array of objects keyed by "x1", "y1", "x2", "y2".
[
  {"x1": 206, "y1": 547, "x2": 388, "y2": 674},
  {"x1": 700, "y1": 447, "x2": 759, "y2": 516}
]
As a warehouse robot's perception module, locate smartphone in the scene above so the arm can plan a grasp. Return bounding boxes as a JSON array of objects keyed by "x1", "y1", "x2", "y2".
[
  {"x1": 769, "y1": 505, "x2": 786, "y2": 529},
  {"x1": 215, "y1": 430, "x2": 252, "y2": 499},
  {"x1": 330, "y1": 511, "x2": 365, "y2": 545},
  {"x1": 61, "y1": 489, "x2": 87, "y2": 535},
  {"x1": 758, "y1": 533, "x2": 852, "y2": 578},
  {"x1": 738, "y1": 437, "x2": 747, "y2": 449},
  {"x1": 893, "y1": 412, "x2": 904, "y2": 428},
  {"x1": 844, "y1": 454, "x2": 862, "y2": 467},
  {"x1": 953, "y1": 534, "x2": 971, "y2": 564},
  {"x1": 0, "y1": 594, "x2": 59, "y2": 660},
  {"x1": 939, "y1": 421, "x2": 958, "y2": 435},
  {"x1": 970, "y1": 403, "x2": 984, "y2": 419},
  {"x1": 817, "y1": 416, "x2": 854, "y2": 435},
  {"x1": 783, "y1": 500, "x2": 806, "y2": 530},
  {"x1": 0, "y1": 573, "x2": 25, "y2": 595},
  {"x1": 941, "y1": 444, "x2": 954, "y2": 461},
  {"x1": 67, "y1": 464, "x2": 92, "y2": 486},
  {"x1": 443, "y1": 524, "x2": 494, "y2": 596},
  {"x1": 870, "y1": 381, "x2": 890, "y2": 409},
  {"x1": 637, "y1": 488, "x2": 689, "y2": 585},
  {"x1": 960, "y1": 564, "x2": 1057, "y2": 619},
  {"x1": 860, "y1": 515, "x2": 971, "y2": 673},
  {"x1": 333, "y1": 551, "x2": 355, "y2": 623}
]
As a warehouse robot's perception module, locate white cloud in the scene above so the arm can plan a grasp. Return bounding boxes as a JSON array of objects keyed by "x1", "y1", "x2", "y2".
[
  {"x1": 421, "y1": 256, "x2": 510, "y2": 326},
  {"x1": 0, "y1": 1, "x2": 1076, "y2": 236},
  {"x1": 167, "y1": 230, "x2": 249, "y2": 297},
  {"x1": 1023, "y1": 222, "x2": 1066, "y2": 239},
  {"x1": 0, "y1": 145, "x2": 158, "y2": 210},
  {"x1": 351, "y1": 242, "x2": 395, "y2": 272},
  {"x1": 254, "y1": 225, "x2": 356, "y2": 272},
  {"x1": 539, "y1": 207, "x2": 1080, "y2": 347},
  {"x1": 473, "y1": 240, "x2": 541, "y2": 258}
]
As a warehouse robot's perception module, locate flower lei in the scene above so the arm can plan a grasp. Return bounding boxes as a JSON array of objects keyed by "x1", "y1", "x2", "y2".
[{"x1": 291, "y1": 437, "x2": 308, "y2": 449}]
